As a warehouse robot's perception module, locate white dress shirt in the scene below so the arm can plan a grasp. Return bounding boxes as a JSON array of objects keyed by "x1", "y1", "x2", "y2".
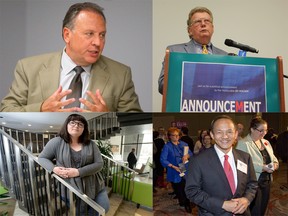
[
  {"x1": 60, "y1": 48, "x2": 92, "y2": 108},
  {"x1": 214, "y1": 145, "x2": 238, "y2": 188}
]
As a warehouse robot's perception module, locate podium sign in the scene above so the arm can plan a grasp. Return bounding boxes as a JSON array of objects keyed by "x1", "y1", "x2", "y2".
[{"x1": 162, "y1": 53, "x2": 284, "y2": 112}]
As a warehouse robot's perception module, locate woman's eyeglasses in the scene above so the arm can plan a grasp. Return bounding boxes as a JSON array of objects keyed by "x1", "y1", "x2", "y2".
[
  {"x1": 255, "y1": 128, "x2": 267, "y2": 133},
  {"x1": 69, "y1": 121, "x2": 84, "y2": 128}
]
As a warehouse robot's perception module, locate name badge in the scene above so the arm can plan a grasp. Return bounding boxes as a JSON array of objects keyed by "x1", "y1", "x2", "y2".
[{"x1": 237, "y1": 160, "x2": 247, "y2": 174}]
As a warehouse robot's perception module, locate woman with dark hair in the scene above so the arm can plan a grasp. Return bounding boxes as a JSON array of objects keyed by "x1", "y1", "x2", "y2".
[
  {"x1": 193, "y1": 129, "x2": 208, "y2": 154},
  {"x1": 237, "y1": 116, "x2": 279, "y2": 215},
  {"x1": 38, "y1": 114, "x2": 109, "y2": 215}
]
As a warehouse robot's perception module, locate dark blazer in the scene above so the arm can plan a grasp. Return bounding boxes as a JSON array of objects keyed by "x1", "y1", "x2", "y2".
[
  {"x1": 185, "y1": 147, "x2": 257, "y2": 216},
  {"x1": 1, "y1": 52, "x2": 142, "y2": 112},
  {"x1": 158, "y1": 39, "x2": 227, "y2": 94}
]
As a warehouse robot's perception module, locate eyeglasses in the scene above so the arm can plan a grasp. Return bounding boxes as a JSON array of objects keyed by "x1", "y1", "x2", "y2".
[
  {"x1": 69, "y1": 121, "x2": 84, "y2": 128},
  {"x1": 255, "y1": 128, "x2": 267, "y2": 133},
  {"x1": 170, "y1": 134, "x2": 179, "y2": 137},
  {"x1": 191, "y1": 19, "x2": 212, "y2": 26}
]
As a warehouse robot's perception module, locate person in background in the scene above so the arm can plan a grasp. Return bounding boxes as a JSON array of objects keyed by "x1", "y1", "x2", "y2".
[
  {"x1": 160, "y1": 127, "x2": 193, "y2": 213},
  {"x1": 237, "y1": 116, "x2": 279, "y2": 216},
  {"x1": 276, "y1": 130, "x2": 288, "y2": 162},
  {"x1": 158, "y1": 127, "x2": 168, "y2": 142},
  {"x1": 185, "y1": 115, "x2": 258, "y2": 215},
  {"x1": 153, "y1": 131, "x2": 166, "y2": 188},
  {"x1": 264, "y1": 128, "x2": 278, "y2": 153},
  {"x1": 198, "y1": 134, "x2": 213, "y2": 154},
  {"x1": 1, "y1": 2, "x2": 141, "y2": 112},
  {"x1": 193, "y1": 129, "x2": 208, "y2": 155},
  {"x1": 127, "y1": 148, "x2": 137, "y2": 169},
  {"x1": 38, "y1": 114, "x2": 109, "y2": 215},
  {"x1": 180, "y1": 126, "x2": 194, "y2": 153},
  {"x1": 237, "y1": 123, "x2": 245, "y2": 141},
  {"x1": 158, "y1": 6, "x2": 227, "y2": 94}
]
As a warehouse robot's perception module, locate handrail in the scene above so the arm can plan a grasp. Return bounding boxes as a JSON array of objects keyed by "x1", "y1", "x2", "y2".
[
  {"x1": 101, "y1": 154, "x2": 135, "y2": 173},
  {"x1": 0, "y1": 128, "x2": 106, "y2": 216},
  {"x1": 51, "y1": 173, "x2": 105, "y2": 215},
  {"x1": 0, "y1": 112, "x2": 140, "y2": 215}
]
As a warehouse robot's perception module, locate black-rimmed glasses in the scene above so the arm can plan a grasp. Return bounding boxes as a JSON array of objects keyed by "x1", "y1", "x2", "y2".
[{"x1": 69, "y1": 121, "x2": 84, "y2": 128}]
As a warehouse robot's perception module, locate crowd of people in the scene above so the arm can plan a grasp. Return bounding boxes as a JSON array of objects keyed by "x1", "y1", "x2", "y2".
[{"x1": 154, "y1": 115, "x2": 282, "y2": 215}]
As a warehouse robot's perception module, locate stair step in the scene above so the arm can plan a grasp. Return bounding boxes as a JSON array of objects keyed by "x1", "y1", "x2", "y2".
[
  {"x1": 135, "y1": 208, "x2": 153, "y2": 216},
  {"x1": 106, "y1": 193, "x2": 123, "y2": 216},
  {"x1": 113, "y1": 200, "x2": 153, "y2": 216}
]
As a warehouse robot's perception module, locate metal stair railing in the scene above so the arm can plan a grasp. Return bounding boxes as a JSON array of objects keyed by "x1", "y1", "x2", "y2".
[
  {"x1": 88, "y1": 112, "x2": 120, "y2": 140},
  {"x1": 0, "y1": 111, "x2": 138, "y2": 215},
  {"x1": 0, "y1": 128, "x2": 105, "y2": 216},
  {"x1": 101, "y1": 154, "x2": 137, "y2": 201}
]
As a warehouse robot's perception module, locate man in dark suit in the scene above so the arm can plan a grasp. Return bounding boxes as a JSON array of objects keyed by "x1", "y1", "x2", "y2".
[
  {"x1": 180, "y1": 126, "x2": 194, "y2": 153},
  {"x1": 185, "y1": 115, "x2": 258, "y2": 215},
  {"x1": 127, "y1": 148, "x2": 137, "y2": 169},
  {"x1": 1, "y1": 2, "x2": 141, "y2": 112},
  {"x1": 158, "y1": 7, "x2": 227, "y2": 94}
]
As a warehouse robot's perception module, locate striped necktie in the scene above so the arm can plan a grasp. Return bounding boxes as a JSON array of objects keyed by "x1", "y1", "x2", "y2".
[{"x1": 65, "y1": 66, "x2": 84, "y2": 108}]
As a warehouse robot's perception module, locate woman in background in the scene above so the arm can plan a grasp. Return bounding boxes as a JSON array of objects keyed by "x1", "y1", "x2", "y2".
[
  {"x1": 198, "y1": 134, "x2": 213, "y2": 154},
  {"x1": 160, "y1": 127, "x2": 193, "y2": 213},
  {"x1": 237, "y1": 116, "x2": 279, "y2": 215},
  {"x1": 193, "y1": 129, "x2": 208, "y2": 154}
]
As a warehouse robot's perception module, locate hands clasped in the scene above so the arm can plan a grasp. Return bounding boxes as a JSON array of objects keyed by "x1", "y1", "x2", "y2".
[
  {"x1": 41, "y1": 86, "x2": 109, "y2": 112},
  {"x1": 222, "y1": 197, "x2": 249, "y2": 214},
  {"x1": 53, "y1": 166, "x2": 79, "y2": 179}
]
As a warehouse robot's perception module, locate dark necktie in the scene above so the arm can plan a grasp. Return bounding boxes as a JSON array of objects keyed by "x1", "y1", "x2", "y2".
[
  {"x1": 224, "y1": 155, "x2": 236, "y2": 194},
  {"x1": 65, "y1": 66, "x2": 84, "y2": 108}
]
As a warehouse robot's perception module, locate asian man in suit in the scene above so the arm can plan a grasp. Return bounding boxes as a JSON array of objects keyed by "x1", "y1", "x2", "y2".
[
  {"x1": 185, "y1": 115, "x2": 258, "y2": 216},
  {"x1": 1, "y1": 2, "x2": 141, "y2": 112},
  {"x1": 158, "y1": 7, "x2": 227, "y2": 94}
]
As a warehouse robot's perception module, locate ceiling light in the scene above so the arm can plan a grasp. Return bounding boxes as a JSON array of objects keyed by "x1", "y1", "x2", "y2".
[
  {"x1": 2, "y1": 122, "x2": 6, "y2": 125},
  {"x1": 49, "y1": 126, "x2": 53, "y2": 128},
  {"x1": 28, "y1": 124, "x2": 32, "y2": 127}
]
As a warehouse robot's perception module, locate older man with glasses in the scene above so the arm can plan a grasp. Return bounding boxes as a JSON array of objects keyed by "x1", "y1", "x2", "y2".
[{"x1": 158, "y1": 6, "x2": 227, "y2": 94}]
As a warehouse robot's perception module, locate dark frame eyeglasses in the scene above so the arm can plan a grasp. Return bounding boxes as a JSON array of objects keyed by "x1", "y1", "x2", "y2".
[
  {"x1": 68, "y1": 121, "x2": 84, "y2": 128},
  {"x1": 254, "y1": 128, "x2": 267, "y2": 133}
]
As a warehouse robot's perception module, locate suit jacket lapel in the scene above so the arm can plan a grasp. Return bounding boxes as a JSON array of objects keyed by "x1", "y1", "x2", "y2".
[
  {"x1": 210, "y1": 148, "x2": 233, "y2": 195},
  {"x1": 88, "y1": 57, "x2": 110, "y2": 94},
  {"x1": 38, "y1": 52, "x2": 62, "y2": 100},
  {"x1": 233, "y1": 149, "x2": 248, "y2": 197},
  {"x1": 184, "y1": 40, "x2": 197, "y2": 53},
  {"x1": 232, "y1": 150, "x2": 240, "y2": 195}
]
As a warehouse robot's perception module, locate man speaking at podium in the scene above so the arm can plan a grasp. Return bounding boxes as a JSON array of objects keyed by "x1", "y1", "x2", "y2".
[
  {"x1": 1, "y1": 2, "x2": 141, "y2": 112},
  {"x1": 158, "y1": 7, "x2": 227, "y2": 94}
]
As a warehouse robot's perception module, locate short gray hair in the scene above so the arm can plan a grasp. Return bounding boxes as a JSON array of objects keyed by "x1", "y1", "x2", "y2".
[{"x1": 187, "y1": 6, "x2": 213, "y2": 27}]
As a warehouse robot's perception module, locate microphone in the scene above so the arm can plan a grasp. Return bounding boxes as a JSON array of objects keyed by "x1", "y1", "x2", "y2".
[{"x1": 224, "y1": 39, "x2": 259, "y2": 53}]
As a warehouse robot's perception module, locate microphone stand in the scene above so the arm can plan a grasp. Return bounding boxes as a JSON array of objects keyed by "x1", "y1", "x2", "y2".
[{"x1": 238, "y1": 50, "x2": 247, "y2": 57}]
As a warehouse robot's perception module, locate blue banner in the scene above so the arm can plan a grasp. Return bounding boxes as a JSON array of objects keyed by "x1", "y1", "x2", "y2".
[{"x1": 181, "y1": 62, "x2": 266, "y2": 112}]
